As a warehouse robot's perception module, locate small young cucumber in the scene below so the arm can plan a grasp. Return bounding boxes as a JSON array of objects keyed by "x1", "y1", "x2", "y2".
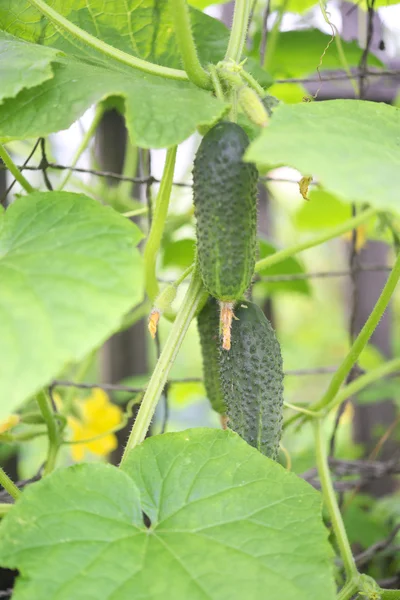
[
  {"x1": 193, "y1": 122, "x2": 258, "y2": 303},
  {"x1": 197, "y1": 297, "x2": 226, "y2": 415},
  {"x1": 220, "y1": 301, "x2": 284, "y2": 459}
]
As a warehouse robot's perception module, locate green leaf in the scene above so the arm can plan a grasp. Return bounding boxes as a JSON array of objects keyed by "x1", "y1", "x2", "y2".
[
  {"x1": 0, "y1": 0, "x2": 227, "y2": 68},
  {"x1": 246, "y1": 100, "x2": 400, "y2": 211},
  {"x1": 266, "y1": 82, "x2": 307, "y2": 104},
  {"x1": 0, "y1": 429, "x2": 336, "y2": 600},
  {"x1": 343, "y1": 494, "x2": 391, "y2": 548},
  {"x1": 357, "y1": 378, "x2": 400, "y2": 406},
  {"x1": 169, "y1": 380, "x2": 206, "y2": 406},
  {"x1": 0, "y1": 55, "x2": 227, "y2": 149},
  {"x1": 163, "y1": 238, "x2": 196, "y2": 269},
  {"x1": 0, "y1": 191, "x2": 143, "y2": 418},
  {"x1": 269, "y1": 29, "x2": 382, "y2": 77},
  {"x1": 188, "y1": 0, "x2": 229, "y2": 9},
  {"x1": 255, "y1": 238, "x2": 311, "y2": 296},
  {"x1": 280, "y1": 0, "x2": 318, "y2": 13},
  {"x1": 0, "y1": 0, "x2": 266, "y2": 83},
  {"x1": 0, "y1": 33, "x2": 61, "y2": 104},
  {"x1": 295, "y1": 190, "x2": 351, "y2": 230}
]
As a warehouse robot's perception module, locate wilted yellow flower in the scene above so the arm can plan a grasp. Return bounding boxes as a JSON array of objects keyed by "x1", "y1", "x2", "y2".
[
  {"x1": 68, "y1": 389, "x2": 123, "y2": 461},
  {"x1": 298, "y1": 175, "x2": 313, "y2": 200}
]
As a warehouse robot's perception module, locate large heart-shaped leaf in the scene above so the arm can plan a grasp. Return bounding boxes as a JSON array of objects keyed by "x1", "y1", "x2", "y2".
[
  {"x1": 0, "y1": 428, "x2": 336, "y2": 600},
  {"x1": 0, "y1": 0, "x2": 232, "y2": 148},
  {"x1": 0, "y1": 191, "x2": 143, "y2": 418},
  {"x1": 246, "y1": 100, "x2": 400, "y2": 211},
  {"x1": 0, "y1": 38, "x2": 227, "y2": 149}
]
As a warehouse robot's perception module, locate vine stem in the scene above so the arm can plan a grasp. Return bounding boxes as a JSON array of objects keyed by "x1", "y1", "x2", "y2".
[
  {"x1": 143, "y1": 147, "x2": 177, "y2": 301},
  {"x1": 314, "y1": 250, "x2": 400, "y2": 412},
  {"x1": 326, "y1": 356, "x2": 400, "y2": 415},
  {"x1": 209, "y1": 65, "x2": 225, "y2": 102},
  {"x1": 336, "y1": 578, "x2": 359, "y2": 600},
  {"x1": 313, "y1": 419, "x2": 358, "y2": 580},
  {"x1": 170, "y1": 0, "x2": 211, "y2": 89},
  {"x1": 27, "y1": 0, "x2": 189, "y2": 82},
  {"x1": 120, "y1": 269, "x2": 204, "y2": 465},
  {"x1": 263, "y1": 0, "x2": 287, "y2": 71},
  {"x1": 0, "y1": 145, "x2": 35, "y2": 194},
  {"x1": 0, "y1": 468, "x2": 21, "y2": 500},
  {"x1": 225, "y1": 0, "x2": 252, "y2": 62},
  {"x1": 36, "y1": 390, "x2": 60, "y2": 475},
  {"x1": 255, "y1": 207, "x2": 376, "y2": 273}
]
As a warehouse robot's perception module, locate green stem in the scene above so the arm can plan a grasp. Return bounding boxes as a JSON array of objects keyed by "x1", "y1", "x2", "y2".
[
  {"x1": 143, "y1": 146, "x2": 177, "y2": 301},
  {"x1": 209, "y1": 65, "x2": 225, "y2": 102},
  {"x1": 175, "y1": 264, "x2": 195, "y2": 287},
  {"x1": 123, "y1": 207, "x2": 148, "y2": 218},
  {"x1": 314, "y1": 419, "x2": 358, "y2": 580},
  {"x1": 27, "y1": 0, "x2": 189, "y2": 82},
  {"x1": 240, "y1": 69, "x2": 266, "y2": 97},
  {"x1": 337, "y1": 578, "x2": 359, "y2": 600},
  {"x1": 0, "y1": 504, "x2": 13, "y2": 517},
  {"x1": 380, "y1": 590, "x2": 400, "y2": 599},
  {"x1": 0, "y1": 144, "x2": 35, "y2": 194},
  {"x1": 283, "y1": 401, "x2": 323, "y2": 418},
  {"x1": 255, "y1": 207, "x2": 376, "y2": 273},
  {"x1": 169, "y1": 0, "x2": 211, "y2": 89},
  {"x1": 225, "y1": 0, "x2": 252, "y2": 62},
  {"x1": 263, "y1": 0, "x2": 287, "y2": 71},
  {"x1": 0, "y1": 429, "x2": 48, "y2": 443},
  {"x1": 326, "y1": 356, "x2": 400, "y2": 415},
  {"x1": 120, "y1": 269, "x2": 204, "y2": 464},
  {"x1": 314, "y1": 250, "x2": 400, "y2": 412},
  {"x1": 230, "y1": 89, "x2": 238, "y2": 122},
  {"x1": 58, "y1": 103, "x2": 104, "y2": 191},
  {"x1": 36, "y1": 390, "x2": 60, "y2": 475},
  {"x1": 0, "y1": 468, "x2": 21, "y2": 500}
]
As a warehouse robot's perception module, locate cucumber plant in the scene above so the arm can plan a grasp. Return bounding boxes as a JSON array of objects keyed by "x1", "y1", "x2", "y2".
[{"x1": 0, "y1": 0, "x2": 399, "y2": 599}]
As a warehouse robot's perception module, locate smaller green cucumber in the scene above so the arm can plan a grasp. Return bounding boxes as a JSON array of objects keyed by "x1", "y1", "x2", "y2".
[
  {"x1": 197, "y1": 297, "x2": 226, "y2": 414},
  {"x1": 220, "y1": 301, "x2": 284, "y2": 459}
]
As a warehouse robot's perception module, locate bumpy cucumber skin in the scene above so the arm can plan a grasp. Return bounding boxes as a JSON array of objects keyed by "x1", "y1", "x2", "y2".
[
  {"x1": 197, "y1": 297, "x2": 226, "y2": 414},
  {"x1": 220, "y1": 301, "x2": 284, "y2": 459},
  {"x1": 193, "y1": 122, "x2": 258, "y2": 302}
]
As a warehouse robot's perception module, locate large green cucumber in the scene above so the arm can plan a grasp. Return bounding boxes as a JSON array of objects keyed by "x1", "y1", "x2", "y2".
[
  {"x1": 193, "y1": 122, "x2": 258, "y2": 302},
  {"x1": 197, "y1": 297, "x2": 226, "y2": 414},
  {"x1": 220, "y1": 301, "x2": 284, "y2": 459}
]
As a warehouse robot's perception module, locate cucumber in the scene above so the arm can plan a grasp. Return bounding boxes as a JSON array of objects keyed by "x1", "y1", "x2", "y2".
[
  {"x1": 220, "y1": 301, "x2": 284, "y2": 459},
  {"x1": 197, "y1": 297, "x2": 226, "y2": 414},
  {"x1": 193, "y1": 122, "x2": 258, "y2": 303}
]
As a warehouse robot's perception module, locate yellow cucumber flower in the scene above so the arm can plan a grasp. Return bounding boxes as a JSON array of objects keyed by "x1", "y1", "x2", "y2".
[{"x1": 68, "y1": 388, "x2": 122, "y2": 461}]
